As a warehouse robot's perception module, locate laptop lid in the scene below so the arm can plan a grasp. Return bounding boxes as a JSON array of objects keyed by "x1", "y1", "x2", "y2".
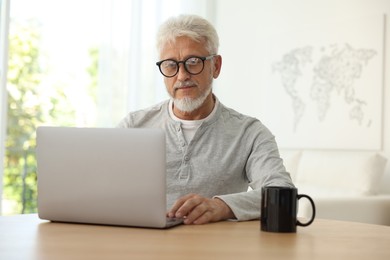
[{"x1": 36, "y1": 126, "x2": 169, "y2": 228}]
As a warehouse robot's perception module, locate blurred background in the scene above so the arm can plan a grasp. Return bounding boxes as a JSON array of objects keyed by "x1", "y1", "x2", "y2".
[{"x1": 0, "y1": 0, "x2": 389, "y2": 215}]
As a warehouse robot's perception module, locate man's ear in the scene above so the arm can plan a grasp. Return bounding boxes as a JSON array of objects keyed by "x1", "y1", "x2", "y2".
[{"x1": 213, "y1": 55, "x2": 222, "y2": 79}]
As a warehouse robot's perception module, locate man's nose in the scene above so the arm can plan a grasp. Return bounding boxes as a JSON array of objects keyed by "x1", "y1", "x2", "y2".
[{"x1": 176, "y1": 63, "x2": 190, "y2": 80}]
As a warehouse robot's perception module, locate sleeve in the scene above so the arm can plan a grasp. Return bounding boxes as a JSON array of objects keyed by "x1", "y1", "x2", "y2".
[
  {"x1": 215, "y1": 122, "x2": 295, "y2": 221},
  {"x1": 117, "y1": 114, "x2": 132, "y2": 128}
]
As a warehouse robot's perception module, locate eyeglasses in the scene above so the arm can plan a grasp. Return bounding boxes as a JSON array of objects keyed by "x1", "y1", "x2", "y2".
[{"x1": 156, "y1": 55, "x2": 216, "y2": 78}]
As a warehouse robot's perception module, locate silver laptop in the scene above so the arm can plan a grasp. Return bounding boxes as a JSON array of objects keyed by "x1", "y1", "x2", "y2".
[{"x1": 36, "y1": 126, "x2": 182, "y2": 228}]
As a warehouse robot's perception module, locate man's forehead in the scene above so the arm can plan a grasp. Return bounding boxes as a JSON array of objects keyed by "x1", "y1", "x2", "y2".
[{"x1": 160, "y1": 37, "x2": 207, "y2": 57}]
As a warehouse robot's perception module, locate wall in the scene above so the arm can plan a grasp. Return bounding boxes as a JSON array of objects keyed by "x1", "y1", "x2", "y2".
[{"x1": 213, "y1": 0, "x2": 390, "y2": 192}]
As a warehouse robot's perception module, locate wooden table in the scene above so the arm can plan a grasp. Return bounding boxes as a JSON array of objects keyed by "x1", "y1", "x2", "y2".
[{"x1": 1, "y1": 214, "x2": 390, "y2": 259}]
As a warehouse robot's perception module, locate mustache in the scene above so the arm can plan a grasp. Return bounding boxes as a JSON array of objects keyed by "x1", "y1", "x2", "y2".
[{"x1": 173, "y1": 81, "x2": 198, "y2": 90}]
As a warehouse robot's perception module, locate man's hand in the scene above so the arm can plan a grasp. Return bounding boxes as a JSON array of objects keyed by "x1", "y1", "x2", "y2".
[{"x1": 167, "y1": 194, "x2": 235, "y2": 225}]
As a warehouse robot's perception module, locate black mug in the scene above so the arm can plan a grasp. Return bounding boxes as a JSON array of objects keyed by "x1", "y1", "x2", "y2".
[{"x1": 261, "y1": 186, "x2": 316, "y2": 233}]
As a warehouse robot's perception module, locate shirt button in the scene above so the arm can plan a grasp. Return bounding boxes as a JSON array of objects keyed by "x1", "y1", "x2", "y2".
[
  {"x1": 184, "y1": 155, "x2": 190, "y2": 161},
  {"x1": 179, "y1": 173, "x2": 188, "y2": 179}
]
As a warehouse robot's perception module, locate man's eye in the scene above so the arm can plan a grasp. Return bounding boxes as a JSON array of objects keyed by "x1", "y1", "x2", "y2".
[
  {"x1": 163, "y1": 61, "x2": 177, "y2": 68},
  {"x1": 186, "y1": 57, "x2": 201, "y2": 65}
]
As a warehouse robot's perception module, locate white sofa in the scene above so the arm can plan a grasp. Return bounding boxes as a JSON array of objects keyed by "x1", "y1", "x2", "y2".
[{"x1": 280, "y1": 150, "x2": 390, "y2": 226}]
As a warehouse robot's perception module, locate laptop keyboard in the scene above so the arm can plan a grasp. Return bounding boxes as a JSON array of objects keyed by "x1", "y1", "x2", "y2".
[{"x1": 166, "y1": 217, "x2": 184, "y2": 228}]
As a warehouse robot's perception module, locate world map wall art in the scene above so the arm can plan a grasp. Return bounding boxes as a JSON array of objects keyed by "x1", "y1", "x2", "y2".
[{"x1": 262, "y1": 14, "x2": 385, "y2": 150}]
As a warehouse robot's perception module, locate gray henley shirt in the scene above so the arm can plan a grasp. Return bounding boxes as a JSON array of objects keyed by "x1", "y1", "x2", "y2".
[{"x1": 117, "y1": 97, "x2": 294, "y2": 221}]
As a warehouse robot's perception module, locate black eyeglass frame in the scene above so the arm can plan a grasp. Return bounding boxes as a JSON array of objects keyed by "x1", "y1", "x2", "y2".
[{"x1": 156, "y1": 55, "x2": 216, "y2": 78}]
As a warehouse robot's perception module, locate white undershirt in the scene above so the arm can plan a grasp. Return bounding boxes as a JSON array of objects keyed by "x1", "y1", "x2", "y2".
[{"x1": 169, "y1": 98, "x2": 219, "y2": 143}]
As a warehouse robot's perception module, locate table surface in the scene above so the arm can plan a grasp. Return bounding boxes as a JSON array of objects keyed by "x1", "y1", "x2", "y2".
[{"x1": 1, "y1": 214, "x2": 390, "y2": 260}]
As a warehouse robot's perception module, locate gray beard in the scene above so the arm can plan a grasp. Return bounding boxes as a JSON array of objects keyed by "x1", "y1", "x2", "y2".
[{"x1": 173, "y1": 86, "x2": 212, "y2": 113}]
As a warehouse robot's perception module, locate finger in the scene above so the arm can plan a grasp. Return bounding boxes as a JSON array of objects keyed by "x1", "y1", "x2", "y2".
[
  {"x1": 168, "y1": 194, "x2": 198, "y2": 218},
  {"x1": 192, "y1": 211, "x2": 213, "y2": 225},
  {"x1": 189, "y1": 198, "x2": 229, "y2": 224},
  {"x1": 175, "y1": 196, "x2": 204, "y2": 219},
  {"x1": 183, "y1": 203, "x2": 208, "y2": 224}
]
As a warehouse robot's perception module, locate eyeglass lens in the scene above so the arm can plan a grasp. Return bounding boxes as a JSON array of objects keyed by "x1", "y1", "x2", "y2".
[{"x1": 159, "y1": 57, "x2": 205, "y2": 77}]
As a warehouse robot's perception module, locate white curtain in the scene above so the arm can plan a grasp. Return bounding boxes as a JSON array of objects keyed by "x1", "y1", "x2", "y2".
[
  {"x1": 0, "y1": 0, "x2": 10, "y2": 214},
  {"x1": 95, "y1": 0, "x2": 216, "y2": 127}
]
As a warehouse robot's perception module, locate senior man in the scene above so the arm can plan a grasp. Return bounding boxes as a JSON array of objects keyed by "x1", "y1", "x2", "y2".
[{"x1": 118, "y1": 14, "x2": 294, "y2": 225}]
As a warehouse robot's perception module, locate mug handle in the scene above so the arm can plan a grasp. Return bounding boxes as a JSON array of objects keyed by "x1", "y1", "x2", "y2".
[{"x1": 296, "y1": 194, "x2": 316, "y2": 227}]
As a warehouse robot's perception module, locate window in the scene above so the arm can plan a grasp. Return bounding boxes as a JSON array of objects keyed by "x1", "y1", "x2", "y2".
[
  {"x1": 1, "y1": 0, "x2": 215, "y2": 215},
  {"x1": 0, "y1": 0, "x2": 10, "y2": 215}
]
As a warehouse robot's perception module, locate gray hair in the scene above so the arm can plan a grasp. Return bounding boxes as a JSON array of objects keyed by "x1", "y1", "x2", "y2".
[{"x1": 156, "y1": 14, "x2": 219, "y2": 56}]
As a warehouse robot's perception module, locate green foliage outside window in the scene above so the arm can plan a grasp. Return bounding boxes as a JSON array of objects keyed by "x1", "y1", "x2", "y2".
[{"x1": 3, "y1": 19, "x2": 98, "y2": 214}]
